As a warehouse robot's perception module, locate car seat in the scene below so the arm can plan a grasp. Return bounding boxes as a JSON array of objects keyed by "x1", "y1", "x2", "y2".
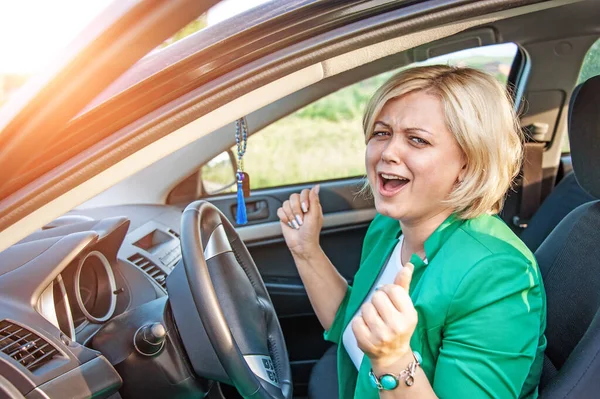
[
  {"x1": 520, "y1": 82, "x2": 595, "y2": 253},
  {"x1": 537, "y1": 75, "x2": 600, "y2": 397}
]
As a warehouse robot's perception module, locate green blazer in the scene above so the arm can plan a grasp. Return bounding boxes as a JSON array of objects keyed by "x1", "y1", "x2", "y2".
[{"x1": 324, "y1": 213, "x2": 547, "y2": 399}]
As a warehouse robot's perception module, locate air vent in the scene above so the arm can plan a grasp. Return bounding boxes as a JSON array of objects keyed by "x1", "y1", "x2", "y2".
[
  {"x1": 168, "y1": 229, "x2": 180, "y2": 238},
  {"x1": 128, "y1": 254, "x2": 167, "y2": 289},
  {"x1": 0, "y1": 320, "x2": 59, "y2": 372}
]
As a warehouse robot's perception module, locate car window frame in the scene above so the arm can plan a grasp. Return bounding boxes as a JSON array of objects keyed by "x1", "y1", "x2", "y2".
[{"x1": 191, "y1": 41, "x2": 524, "y2": 198}]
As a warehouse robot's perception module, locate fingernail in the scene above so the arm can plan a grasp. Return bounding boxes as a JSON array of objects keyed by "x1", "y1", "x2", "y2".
[
  {"x1": 292, "y1": 220, "x2": 299, "y2": 229},
  {"x1": 295, "y1": 214, "x2": 303, "y2": 226},
  {"x1": 315, "y1": 184, "x2": 321, "y2": 195},
  {"x1": 301, "y1": 201, "x2": 308, "y2": 213},
  {"x1": 287, "y1": 221, "x2": 293, "y2": 228}
]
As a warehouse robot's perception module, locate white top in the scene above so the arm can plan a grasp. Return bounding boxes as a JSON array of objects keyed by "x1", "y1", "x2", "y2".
[{"x1": 342, "y1": 235, "x2": 404, "y2": 370}]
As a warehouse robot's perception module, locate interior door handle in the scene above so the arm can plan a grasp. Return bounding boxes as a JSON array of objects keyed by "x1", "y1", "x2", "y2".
[
  {"x1": 246, "y1": 200, "x2": 269, "y2": 221},
  {"x1": 233, "y1": 199, "x2": 269, "y2": 222}
]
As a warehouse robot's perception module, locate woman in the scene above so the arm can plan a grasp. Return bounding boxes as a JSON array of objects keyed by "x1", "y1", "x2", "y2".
[{"x1": 277, "y1": 65, "x2": 547, "y2": 398}]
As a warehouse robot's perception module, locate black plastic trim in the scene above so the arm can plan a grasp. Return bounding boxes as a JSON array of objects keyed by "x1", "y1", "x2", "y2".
[{"x1": 29, "y1": 356, "x2": 121, "y2": 399}]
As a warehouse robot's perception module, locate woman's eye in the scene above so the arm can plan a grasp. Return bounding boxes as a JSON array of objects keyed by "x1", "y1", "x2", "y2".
[
  {"x1": 409, "y1": 136, "x2": 429, "y2": 146},
  {"x1": 372, "y1": 131, "x2": 390, "y2": 138}
]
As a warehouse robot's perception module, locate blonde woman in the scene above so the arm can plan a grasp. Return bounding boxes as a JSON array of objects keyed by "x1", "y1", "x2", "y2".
[{"x1": 277, "y1": 65, "x2": 546, "y2": 399}]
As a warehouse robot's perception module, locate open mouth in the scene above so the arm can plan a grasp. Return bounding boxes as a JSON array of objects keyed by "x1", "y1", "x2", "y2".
[{"x1": 379, "y1": 173, "x2": 410, "y2": 196}]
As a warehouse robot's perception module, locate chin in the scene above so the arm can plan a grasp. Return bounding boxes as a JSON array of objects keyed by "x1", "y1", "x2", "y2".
[{"x1": 374, "y1": 198, "x2": 405, "y2": 221}]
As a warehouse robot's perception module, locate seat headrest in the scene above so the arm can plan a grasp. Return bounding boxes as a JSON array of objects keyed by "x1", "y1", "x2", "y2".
[
  {"x1": 569, "y1": 75, "x2": 600, "y2": 198},
  {"x1": 568, "y1": 83, "x2": 583, "y2": 130}
]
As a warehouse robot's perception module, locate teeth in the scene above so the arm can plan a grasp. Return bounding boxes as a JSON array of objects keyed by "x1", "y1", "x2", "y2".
[{"x1": 381, "y1": 173, "x2": 407, "y2": 180}]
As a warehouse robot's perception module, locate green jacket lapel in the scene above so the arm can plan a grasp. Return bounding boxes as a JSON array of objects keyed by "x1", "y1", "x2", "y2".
[{"x1": 342, "y1": 213, "x2": 464, "y2": 329}]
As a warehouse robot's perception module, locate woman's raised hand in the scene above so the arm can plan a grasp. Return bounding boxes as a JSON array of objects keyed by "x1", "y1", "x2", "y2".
[
  {"x1": 277, "y1": 185, "x2": 323, "y2": 259},
  {"x1": 352, "y1": 262, "x2": 418, "y2": 370}
]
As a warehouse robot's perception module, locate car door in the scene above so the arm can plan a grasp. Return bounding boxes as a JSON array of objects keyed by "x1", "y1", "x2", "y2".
[{"x1": 200, "y1": 83, "x2": 377, "y2": 393}]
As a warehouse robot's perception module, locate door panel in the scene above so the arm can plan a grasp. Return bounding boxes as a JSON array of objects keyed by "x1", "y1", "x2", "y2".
[
  {"x1": 246, "y1": 220, "x2": 371, "y2": 316},
  {"x1": 207, "y1": 177, "x2": 374, "y2": 395},
  {"x1": 208, "y1": 178, "x2": 373, "y2": 290},
  {"x1": 209, "y1": 178, "x2": 373, "y2": 225}
]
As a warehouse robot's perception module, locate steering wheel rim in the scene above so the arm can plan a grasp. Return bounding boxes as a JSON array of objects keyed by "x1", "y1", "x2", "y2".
[{"x1": 179, "y1": 200, "x2": 292, "y2": 399}]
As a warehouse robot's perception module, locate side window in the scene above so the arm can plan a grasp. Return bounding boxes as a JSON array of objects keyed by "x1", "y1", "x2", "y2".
[
  {"x1": 240, "y1": 84, "x2": 369, "y2": 190},
  {"x1": 562, "y1": 38, "x2": 600, "y2": 154},
  {"x1": 237, "y1": 42, "x2": 518, "y2": 191},
  {"x1": 170, "y1": 42, "x2": 519, "y2": 202}
]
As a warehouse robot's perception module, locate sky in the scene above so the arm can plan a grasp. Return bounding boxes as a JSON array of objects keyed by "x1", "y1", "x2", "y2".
[
  {"x1": 0, "y1": 0, "x2": 516, "y2": 75},
  {"x1": 206, "y1": 0, "x2": 271, "y2": 25},
  {"x1": 0, "y1": 0, "x2": 113, "y2": 74},
  {"x1": 0, "y1": 0, "x2": 270, "y2": 75}
]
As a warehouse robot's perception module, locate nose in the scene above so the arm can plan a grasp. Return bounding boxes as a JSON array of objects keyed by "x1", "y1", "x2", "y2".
[{"x1": 381, "y1": 134, "x2": 402, "y2": 164}]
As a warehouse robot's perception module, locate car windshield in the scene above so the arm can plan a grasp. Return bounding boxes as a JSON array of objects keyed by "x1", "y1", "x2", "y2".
[{"x1": 0, "y1": 0, "x2": 275, "y2": 112}]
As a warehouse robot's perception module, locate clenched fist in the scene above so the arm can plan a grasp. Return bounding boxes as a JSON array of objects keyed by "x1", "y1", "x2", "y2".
[
  {"x1": 277, "y1": 185, "x2": 323, "y2": 260},
  {"x1": 352, "y1": 262, "x2": 418, "y2": 370}
]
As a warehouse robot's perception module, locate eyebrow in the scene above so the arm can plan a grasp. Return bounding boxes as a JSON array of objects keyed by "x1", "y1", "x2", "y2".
[
  {"x1": 374, "y1": 121, "x2": 392, "y2": 129},
  {"x1": 374, "y1": 121, "x2": 433, "y2": 136},
  {"x1": 405, "y1": 127, "x2": 433, "y2": 136}
]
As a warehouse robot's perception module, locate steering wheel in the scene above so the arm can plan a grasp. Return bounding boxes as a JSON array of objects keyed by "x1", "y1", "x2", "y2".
[{"x1": 178, "y1": 200, "x2": 292, "y2": 399}]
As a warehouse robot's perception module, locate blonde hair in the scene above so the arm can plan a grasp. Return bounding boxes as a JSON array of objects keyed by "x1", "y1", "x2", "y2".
[{"x1": 363, "y1": 65, "x2": 523, "y2": 219}]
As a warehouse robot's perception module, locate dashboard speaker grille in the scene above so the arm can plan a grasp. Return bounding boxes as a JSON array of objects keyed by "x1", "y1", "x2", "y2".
[
  {"x1": 0, "y1": 320, "x2": 59, "y2": 372},
  {"x1": 128, "y1": 253, "x2": 167, "y2": 290}
]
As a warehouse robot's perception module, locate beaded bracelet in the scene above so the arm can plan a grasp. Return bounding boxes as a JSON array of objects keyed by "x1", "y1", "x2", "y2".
[{"x1": 368, "y1": 351, "x2": 422, "y2": 391}]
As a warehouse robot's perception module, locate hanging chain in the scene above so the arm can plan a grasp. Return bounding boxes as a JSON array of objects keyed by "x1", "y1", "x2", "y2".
[
  {"x1": 234, "y1": 117, "x2": 250, "y2": 224},
  {"x1": 235, "y1": 117, "x2": 248, "y2": 174}
]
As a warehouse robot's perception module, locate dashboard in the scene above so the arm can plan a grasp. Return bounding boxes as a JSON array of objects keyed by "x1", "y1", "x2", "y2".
[
  {"x1": 0, "y1": 205, "x2": 186, "y2": 399},
  {"x1": 38, "y1": 248, "x2": 118, "y2": 343}
]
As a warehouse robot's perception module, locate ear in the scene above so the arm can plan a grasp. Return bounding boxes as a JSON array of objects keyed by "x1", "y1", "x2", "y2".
[
  {"x1": 458, "y1": 163, "x2": 467, "y2": 183},
  {"x1": 457, "y1": 150, "x2": 468, "y2": 181}
]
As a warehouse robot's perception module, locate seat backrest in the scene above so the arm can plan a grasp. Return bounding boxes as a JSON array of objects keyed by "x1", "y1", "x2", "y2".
[
  {"x1": 537, "y1": 75, "x2": 600, "y2": 398},
  {"x1": 520, "y1": 82, "x2": 595, "y2": 253},
  {"x1": 537, "y1": 200, "x2": 600, "y2": 396},
  {"x1": 520, "y1": 172, "x2": 594, "y2": 252}
]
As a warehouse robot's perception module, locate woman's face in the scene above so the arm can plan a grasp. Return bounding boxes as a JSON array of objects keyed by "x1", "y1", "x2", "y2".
[{"x1": 365, "y1": 90, "x2": 466, "y2": 225}]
